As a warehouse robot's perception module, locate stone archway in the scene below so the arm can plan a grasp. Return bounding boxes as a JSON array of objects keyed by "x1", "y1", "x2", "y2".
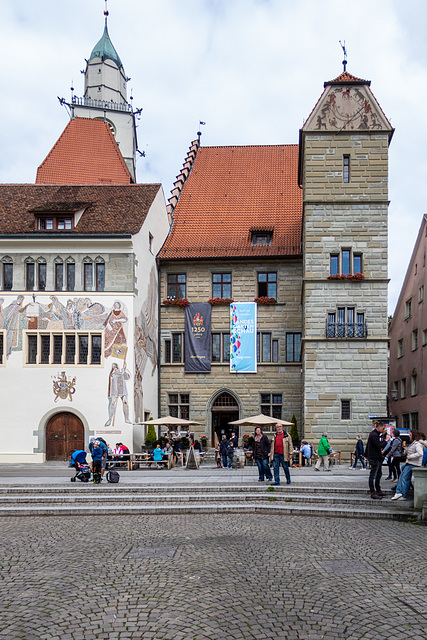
[
  {"x1": 45, "y1": 412, "x2": 84, "y2": 461},
  {"x1": 211, "y1": 391, "x2": 239, "y2": 445}
]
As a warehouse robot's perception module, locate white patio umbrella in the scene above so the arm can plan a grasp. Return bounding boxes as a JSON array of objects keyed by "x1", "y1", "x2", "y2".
[
  {"x1": 137, "y1": 415, "x2": 202, "y2": 436},
  {"x1": 228, "y1": 413, "x2": 293, "y2": 428}
]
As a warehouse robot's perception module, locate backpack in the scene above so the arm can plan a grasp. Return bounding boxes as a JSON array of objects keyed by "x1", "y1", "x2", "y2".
[{"x1": 106, "y1": 469, "x2": 120, "y2": 483}]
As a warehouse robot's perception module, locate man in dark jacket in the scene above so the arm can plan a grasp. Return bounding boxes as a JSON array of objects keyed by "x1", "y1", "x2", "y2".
[
  {"x1": 219, "y1": 435, "x2": 229, "y2": 469},
  {"x1": 253, "y1": 427, "x2": 273, "y2": 482},
  {"x1": 365, "y1": 422, "x2": 386, "y2": 499}
]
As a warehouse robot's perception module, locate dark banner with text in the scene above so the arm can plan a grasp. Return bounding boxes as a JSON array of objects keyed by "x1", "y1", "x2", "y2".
[{"x1": 185, "y1": 303, "x2": 212, "y2": 373}]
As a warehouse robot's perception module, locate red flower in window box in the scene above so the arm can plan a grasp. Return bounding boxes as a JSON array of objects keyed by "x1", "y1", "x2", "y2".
[
  {"x1": 254, "y1": 296, "x2": 277, "y2": 304},
  {"x1": 163, "y1": 297, "x2": 189, "y2": 307},
  {"x1": 327, "y1": 273, "x2": 364, "y2": 281},
  {"x1": 208, "y1": 297, "x2": 234, "y2": 305}
]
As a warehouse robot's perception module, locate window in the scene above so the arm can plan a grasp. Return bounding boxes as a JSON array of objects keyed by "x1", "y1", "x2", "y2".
[
  {"x1": 2, "y1": 259, "x2": 13, "y2": 291},
  {"x1": 405, "y1": 298, "x2": 412, "y2": 319},
  {"x1": 411, "y1": 412, "x2": 419, "y2": 429},
  {"x1": 402, "y1": 413, "x2": 418, "y2": 429},
  {"x1": 260, "y1": 393, "x2": 282, "y2": 419},
  {"x1": 330, "y1": 254, "x2": 339, "y2": 276},
  {"x1": 423, "y1": 330, "x2": 427, "y2": 346},
  {"x1": 164, "y1": 334, "x2": 185, "y2": 364},
  {"x1": 212, "y1": 273, "x2": 231, "y2": 298},
  {"x1": 37, "y1": 215, "x2": 74, "y2": 230},
  {"x1": 0, "y1": 331, "x2": 4, "y2": 365},
  {"x1": 251, "y1": 232, "x2": 272, "y2": 246},
  {"x1": 167, "y1": 274, "x2": 186, "y2": 300},
  {"x1": 326, "y1": 309, "x2": 366, "y2": 338},
  {"x1": 210, "y1": 332, "x2": 232, "y2": 363},
  {"x1": 397, "y1": 338, "x2": 403, "y2": 358},
  {"x1": 95, "y1": 261, "x2": 105, "y2": 292},
  {"x1": 168, "y1": 393, "x2": 189, "y2": 419},
  {"x1": 66, "y1": 262, "x2": 75, "y2": 292},
  {"x1": 38, "y1": 261, "x2": 47, "y2": 291},
  {"x1": 25, "y1": 331, "x2": 103, "y2": 366},
  {"x1": 343, "y1": 155, "x2": 350, "y2": 183},
  {"x1": 83, "y1": 261, "x2": 93, "y2": 291},
  {"x1": 212, "y1": 334, "x2": 221, "y2": 362},
  {"x1": 55, "y1": 262, "x2": 63, "y2": 291},
  {"x1": 286, "y1": 333, "x2": 301, "y2": 362},
  {"x1": 401, "y1": 378, "x2": 406, "y2": 399},
  {"x1": 411, "y1": 373, "x2": 418, "y2": 396},
  {"x1": 329, "y1": 250, "x2": 363, "y2": 276},
  {"x1": 341, "y1": 400, "x2": 351, "y2": 420},
  {"x1": 257, "y1": 333, "x2": 279, "y2": 363},
  {"x1": 412, "y1": 330, "x2": 418, "y2": 351},
  {"x1": 419, "y1": 285, "x2": 424, "y2": 303},
  {"x1": 25, "y1": 261, "x2": 35, "y2": 291},
  {"x1": 257, "y1": 272, "x2": 277, "y2": 299},
  {"x1": 149, "y1": 233, "x2": 153, "y2": 253}
]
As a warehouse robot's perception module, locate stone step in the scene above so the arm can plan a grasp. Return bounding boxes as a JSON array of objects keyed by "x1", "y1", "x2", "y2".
[{"x1": 0, "y1": 502, "x2": 413, "y2": 520}]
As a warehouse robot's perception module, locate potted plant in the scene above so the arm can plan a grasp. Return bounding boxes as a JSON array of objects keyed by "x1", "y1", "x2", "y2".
[{"x1": 200, "y1": 434, "x2": 208, "y2": 448}]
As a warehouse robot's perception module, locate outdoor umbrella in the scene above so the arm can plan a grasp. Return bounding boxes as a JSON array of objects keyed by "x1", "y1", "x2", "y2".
[
  {"x1": 138, "y1": 416, "x2": 201, "y2": 428},
  {"x1": 228, "y1": 414, "x2": 293, "y2": 427}
]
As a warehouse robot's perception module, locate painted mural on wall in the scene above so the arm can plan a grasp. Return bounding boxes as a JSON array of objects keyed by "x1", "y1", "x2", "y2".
[
  {"x1": 134, "y1": 267, "x2": 158, "y2": 423},
  {"x1": 105, "y1": 362, "x2": 131, "y2": 426},
  {"x1": 52, "y1": 372, "x2": 76, "y2": 402},
  {"x1": 310, "y1": 86, "x2": 385, "y2": 132},
  {"x1": 0, "y1": 295, "x2": 128, "y2": 360}
]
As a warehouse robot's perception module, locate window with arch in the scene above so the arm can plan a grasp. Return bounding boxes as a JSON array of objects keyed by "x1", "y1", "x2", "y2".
[
  {"x1": 65, "y1": 258, "x2": 75, "y2": 292},
  {"x1": 83, "y1": 258, "x2": 93, "y2": 292},
  {"x1": 95, "y1": 257, "x2": 105, "y2": 292},
  {"x1": 37, "y1": 257, "x2": 47, "y2": 291},
  {"x1": 25, "y1": 258, "x2": 35, "y2": 291},
  {"x1": 1, "y1": 257, "x2": 13, "y2": 291},
  {"x1": 54, "y1": 258, "x2": 64, "y2": 291}
]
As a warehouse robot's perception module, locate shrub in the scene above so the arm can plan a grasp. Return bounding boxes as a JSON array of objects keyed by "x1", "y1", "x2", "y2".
[
  {"x1": 145, "y1": 424, "x2": 157, "y2": 447},
  {"x1": 289, "y1": 415, "x2": 300, "y2": 448}
]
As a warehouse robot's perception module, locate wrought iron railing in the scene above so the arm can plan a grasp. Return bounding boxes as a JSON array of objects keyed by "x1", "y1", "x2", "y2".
[
  {"x1": 325, "y1": 321, "x2": 367, "y2": 338},
  {"x1": 71, "y1": 96, "x2": 132, "y2": 112}
]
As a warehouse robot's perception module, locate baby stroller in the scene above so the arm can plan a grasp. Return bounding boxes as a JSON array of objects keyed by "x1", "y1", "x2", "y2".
[{"x1": 69, "y1": 449, "x2": 91, "y2": 483}]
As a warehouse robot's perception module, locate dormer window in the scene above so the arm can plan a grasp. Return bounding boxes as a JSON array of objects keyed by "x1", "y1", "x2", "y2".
[
  {"x1": 251, "y1": 231, "x2": 273, "y2": 246},
  {"x1": 37, "y1": 216, "x2": 73, "y2": 230}
]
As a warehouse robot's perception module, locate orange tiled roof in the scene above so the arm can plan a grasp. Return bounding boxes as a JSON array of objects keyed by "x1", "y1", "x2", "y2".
[
  {"x1": 36, "y1": 117, "x2": 133, "y2": 185},
  {"x1": 325, "y1": 71, "x2": 369, "y2": 86},
  {"x1": 0, "y1": 184, "x2": 161, "y2": 235},
  {"x1": 159, "y1": 144, "x2": 302, "y2": 260}
]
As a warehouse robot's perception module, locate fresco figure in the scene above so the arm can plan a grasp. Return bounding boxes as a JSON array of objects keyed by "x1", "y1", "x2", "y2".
[
  {"x1": 134, "y1": 267, "x2": 158, "y2": 422},
  {"x1": 105, "y1": 362, "x2": 131, "y2": 426},
  {"x1": 104, "y1": 301, "x2": 127, "y2": 358},
  {"x1": 4, "y1": 296, "x2": 29, "y2": 356}
]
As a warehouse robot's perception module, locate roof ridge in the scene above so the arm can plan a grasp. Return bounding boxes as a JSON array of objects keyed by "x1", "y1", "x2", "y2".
[{"x1": 167, "y1": 139, "x2": 200, "y2": 220}]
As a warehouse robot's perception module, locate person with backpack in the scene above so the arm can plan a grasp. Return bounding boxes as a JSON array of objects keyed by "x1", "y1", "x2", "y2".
[
  {"x1": 385, "y1": 428, "x2": 404, "y2": 480},
  {"x1": 352, "y1": 436, "x2": 366, "y2": 469},
  {"x1": 90, "y1": 440, "x2": 105, "y2": 484}
]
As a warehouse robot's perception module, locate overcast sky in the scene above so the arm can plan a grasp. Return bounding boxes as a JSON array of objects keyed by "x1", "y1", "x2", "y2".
[{"x1": 1, "y1": 0, "x2": 426, "y2": 313}]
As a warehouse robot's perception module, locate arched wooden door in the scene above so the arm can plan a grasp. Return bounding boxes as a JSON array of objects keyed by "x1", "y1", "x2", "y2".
[
  {"x1": 211, "y1": 392, "x2": 239, "y2": 445},
  {"x1": 46, "y1": 412, "x2": 84, "y2": 461}
]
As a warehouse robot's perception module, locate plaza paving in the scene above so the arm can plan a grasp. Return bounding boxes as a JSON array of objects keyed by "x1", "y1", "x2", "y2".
[{"x1": 0, "y1": 464, "x2": 426, "y2": 639}]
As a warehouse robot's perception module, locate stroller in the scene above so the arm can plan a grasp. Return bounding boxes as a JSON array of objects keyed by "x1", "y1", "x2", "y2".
[{"x1": 69, "y1": 449, "x2": 91, "y2": 483}]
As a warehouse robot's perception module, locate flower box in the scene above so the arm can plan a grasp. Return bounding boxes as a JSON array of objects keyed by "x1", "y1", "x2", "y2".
[
  {"x1": 327, "y1": 273, "x2": 364, "y2": 281},
  {"x1": 254, "y1": 296, "x2": 277, "y2": 304},
  {"x1": 208, "y1": 297, "x2": 234, "y2": 305},
  {"x1": 163, "y1": 298, "x2": 189, "y2": 308}
]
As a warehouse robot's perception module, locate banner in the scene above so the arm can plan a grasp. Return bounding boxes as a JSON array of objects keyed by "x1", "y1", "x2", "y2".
[
  {"x1": 230, "y1": 302, "x2": 257, "y2": 373},
  {"x1": 185, "y1": 303, "x2": 211, "y2": 373}
]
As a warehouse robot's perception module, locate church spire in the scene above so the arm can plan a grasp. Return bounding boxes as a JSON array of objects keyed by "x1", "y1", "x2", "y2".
[{"x1": 89, "y1": 1, "x2": 123, "y2": 69}]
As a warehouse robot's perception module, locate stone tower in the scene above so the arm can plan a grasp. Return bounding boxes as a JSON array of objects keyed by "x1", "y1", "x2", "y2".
[
  {"x1": 71, "y1": 7, "x2": 139, "y2": 180},
  {"x1": 299, "y1": 70, "x2": 394, "y2": 453}
]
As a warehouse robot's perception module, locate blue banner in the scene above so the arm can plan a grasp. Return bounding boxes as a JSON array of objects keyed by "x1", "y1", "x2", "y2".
[
  {"x1": 230, "y1": 302, "x2": 257, "y2": 373},
  {"x1": 185, "y1": 303, "x2": 211, "y2": 373}
]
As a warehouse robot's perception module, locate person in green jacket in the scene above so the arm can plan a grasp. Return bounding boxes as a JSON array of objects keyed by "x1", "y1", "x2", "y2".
[{"x1": 315, "y1": 433, "x2": 331, "y2": 472}]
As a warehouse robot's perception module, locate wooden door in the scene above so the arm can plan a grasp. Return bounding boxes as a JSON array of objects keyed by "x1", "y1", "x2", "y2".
[{"x1": 46, "y1": 412, "x2": 84, "y2": 461}]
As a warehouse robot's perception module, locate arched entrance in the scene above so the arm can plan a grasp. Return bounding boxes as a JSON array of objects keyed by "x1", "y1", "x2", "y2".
[
  {"x1": 46, "y1": 412, "x2": 84, "y2": 461},
  {"x1": 211, "y1": 392, "x2": 239, "y2": 445}
]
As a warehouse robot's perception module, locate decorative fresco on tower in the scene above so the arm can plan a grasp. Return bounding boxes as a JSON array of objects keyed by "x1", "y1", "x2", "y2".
[{"x1": 134, "y1": 267, "x2": 158, "y2": 423}]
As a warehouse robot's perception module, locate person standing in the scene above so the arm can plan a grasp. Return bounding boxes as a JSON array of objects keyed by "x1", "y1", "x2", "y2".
[
  {"x1": 270, "y1": 423, "x2": 293, "y2": 485},
  {"x1": 386, "y1": 428, "x2": 403, "y2": 480},
  {"x1": 352, "y1": 436, "x2": 366, "y2": 469},
  {"x1": 365, "y1": 421, "x2": 387, "y2": 499},
  {"x1": 253, "y1": 427, "x2": 273, "y2": 482},
  {"x1": 219, "y1": 434, "x2": 229, "y2": 469},
  {"x1": 229, "y1": 432, "x2": 238, "y2": 448},
  {"x1": 391, "y1": 430, "x2": 426, "y2": 501},
  {"x1": 91, "y1": 440, "x2": 105, "y2": 484},
  {"x1": 300, "y1": 441, "x2": 312, "y2": 466},
  {"x1": 314, "y1": 433, "x2": 331, "y2": 472},
  {"x1": 226, "y1": 440, "x2": 234, "y2": 469}
]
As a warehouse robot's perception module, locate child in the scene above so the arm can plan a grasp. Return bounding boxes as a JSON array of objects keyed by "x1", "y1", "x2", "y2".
[
  {"x1": 215, "y1": 444, "x2": 222, "y2": 468},
  {"x1": 91, "y1": 440, "x2": 104, "y2": 484}
]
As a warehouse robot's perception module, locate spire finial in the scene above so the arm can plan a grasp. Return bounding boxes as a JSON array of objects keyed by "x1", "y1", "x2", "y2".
[
  {"x1": 339, "y1": 40, "x2": 347, "y2": 72},
  {"x1": 104, "y1": 0, "x2": 109, "y2": 20}
]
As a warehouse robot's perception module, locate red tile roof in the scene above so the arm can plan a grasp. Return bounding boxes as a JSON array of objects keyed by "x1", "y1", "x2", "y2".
[
  {"x1": 324, "y1": 71, "x2": 370, "y2": 86},
  {"x1": 36, "y1": 118, "x2": 133, "y2": 185},
  {"x1": 0, "y1": 184, "x2": 161, "y2": 235},
  {"x1": 159, "y1": 144, "x2": 302, "y2": 260}
]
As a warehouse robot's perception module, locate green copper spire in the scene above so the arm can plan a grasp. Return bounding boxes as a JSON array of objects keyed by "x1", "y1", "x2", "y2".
[{"x1": 89, "y1": 13, "x2": 123, "y2": 69}]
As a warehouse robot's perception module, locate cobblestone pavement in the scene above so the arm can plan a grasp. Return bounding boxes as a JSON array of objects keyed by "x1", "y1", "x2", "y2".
[{"x1": 0, "y1": 515, "x2": 426, "y2": 640}]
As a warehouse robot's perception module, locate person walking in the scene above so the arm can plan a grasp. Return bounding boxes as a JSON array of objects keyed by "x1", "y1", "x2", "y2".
[
  {"x1": 219, "y1": 434, "x2": 229, "y2": 469},
  {"x1": 314, "y1": 433, "x2": 331, "y2": 472},
  {"x1": 253, "y1": 427, "x2": 273, "y2": 482},
  {"x1": 386, "y1": 428, "x2": 404, "y2": 480},
  {"x1": 270, "y1": 423, "x2": 293, "y2": 485},
  {"x1": 300, "y1": 441, "x2": 312, "y2": 466},
  {"x1": 391, "y1": 430, "x2": 426, "y2": 501},
  {"x1": 365, "y1": 421, "x2": 387, "y2": 499},
  {"x1": 352, "y1": 436, "x2": 366, "y2": 469}
]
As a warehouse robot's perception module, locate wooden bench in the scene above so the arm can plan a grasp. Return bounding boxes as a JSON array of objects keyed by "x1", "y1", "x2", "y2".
[{"x1": 129, "y1": 453, "x2": 173, "y2": 470}]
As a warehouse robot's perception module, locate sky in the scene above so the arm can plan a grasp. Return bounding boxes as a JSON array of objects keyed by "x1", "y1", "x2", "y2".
[{"x1": 1, "y1": 0, "x2": 427, "y2": 313}]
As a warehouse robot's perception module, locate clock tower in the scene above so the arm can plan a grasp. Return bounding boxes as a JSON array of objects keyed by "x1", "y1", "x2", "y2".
[
  {"x1": 70, "y1": 5, "x2": 139, "y2": 181},
  {"x1": 299, "y1": 70, "x2": 394, "y2": 453}
]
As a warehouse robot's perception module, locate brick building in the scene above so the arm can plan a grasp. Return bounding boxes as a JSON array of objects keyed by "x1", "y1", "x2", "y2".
[{"x1": 158, "y1": 70, "x2": 393, "y2": 454}]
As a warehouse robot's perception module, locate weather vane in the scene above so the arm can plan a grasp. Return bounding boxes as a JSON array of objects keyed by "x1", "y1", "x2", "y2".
[
  {"x1": 339, "y1": 40, "x2": 347, "y2": 72},
  {"x1": 104, "y1": 0, "x2": 109, "y2": 18}
]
